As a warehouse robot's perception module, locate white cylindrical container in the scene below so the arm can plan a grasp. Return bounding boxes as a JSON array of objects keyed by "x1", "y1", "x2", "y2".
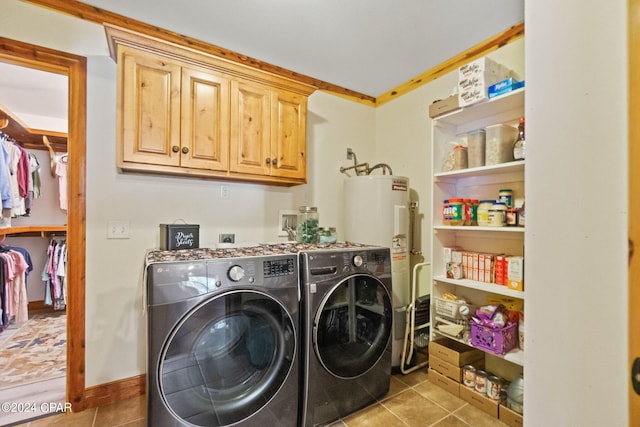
[{"x1": 344, "y1": 175, "x2": 410, "y2": 368}]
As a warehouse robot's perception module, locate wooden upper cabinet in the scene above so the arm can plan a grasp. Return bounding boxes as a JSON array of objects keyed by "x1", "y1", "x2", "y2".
[
  {"x1": 107, "y1": 25, "x2": 315, "y2": 185},
  {"x1": 271, "y1": 90, "x2": 307, "y2": 180},
  {"x1": 119, "y1": 46, "x2": 181, "y2": 168},
  {"x1": 181, "y1": 68, "x2": 229, "y2": 172},
  {"x1": 230, "y1": 80, "x2": 271, "y2": 176}
]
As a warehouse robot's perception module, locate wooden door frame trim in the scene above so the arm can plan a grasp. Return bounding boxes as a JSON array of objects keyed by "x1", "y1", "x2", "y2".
[
  {"x1": 629, "y1": 0, "x2": 639, "y2": 421},
  {"x1": 0, "y1": 37, "x2": 87, "y2": 412}
]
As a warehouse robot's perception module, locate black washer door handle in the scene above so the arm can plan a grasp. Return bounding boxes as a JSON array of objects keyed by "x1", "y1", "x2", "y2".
[{"x1": 632, "y1": 358, "x2": 640, "y2": 394}]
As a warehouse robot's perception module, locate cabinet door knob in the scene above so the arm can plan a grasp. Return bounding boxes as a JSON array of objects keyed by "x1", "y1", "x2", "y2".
[
  {"x1": 172, "y1": 145, "x2": 180, "y2": 153},
  {"x1": 182, "y1": 147, "x2": 189, "y2": 154},
  {"x1": 272, "y1": 158, "x2": 278, "y2": 166},
  {"x1": 265, "y1": 158, "x2": 271, "y2": 165}
]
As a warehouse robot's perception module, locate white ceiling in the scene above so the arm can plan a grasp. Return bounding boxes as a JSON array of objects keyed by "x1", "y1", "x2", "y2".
[
  {"x1": 79, "y1": 0, "x2": 524, "y2": 97},
  {"x1": 0, "y1": 0, "x2": 523, "y2": 132},
  {"x1": 0, "y1": 62, "x2": 68, "y2": 133}
]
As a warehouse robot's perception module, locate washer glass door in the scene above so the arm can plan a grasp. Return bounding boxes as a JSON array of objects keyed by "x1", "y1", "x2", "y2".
[
  {"x1": 314, "y1": 274, "x2": 392, "y2": 378},
  {"x1": 159, "y1": 290, "x2": 295, "y2": 426}
]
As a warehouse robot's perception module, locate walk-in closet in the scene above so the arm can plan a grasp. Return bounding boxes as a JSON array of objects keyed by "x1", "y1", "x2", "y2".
[{"x1": 0, "y1": 62, "x2": 68, "y2": 426}]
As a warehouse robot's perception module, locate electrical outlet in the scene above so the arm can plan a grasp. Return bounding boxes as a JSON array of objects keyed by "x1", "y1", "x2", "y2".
[
  {"x1": 221, "y1": 185, "x2": 230, "y2": 199},
  {"x1": 107, "y1": 220, "x2": 130, "y2": 239},
  {"x1": 219, "y1": 233, "x2": 235, "y2": 243}
]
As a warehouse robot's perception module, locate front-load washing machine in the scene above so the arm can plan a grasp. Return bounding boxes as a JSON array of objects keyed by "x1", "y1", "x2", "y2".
[
  {"x1": 146, "y1": 251, "x2": 300, "y2": 426},
  {"x1": 299, "y1": 247, "x2": 393, "y2": 426}
]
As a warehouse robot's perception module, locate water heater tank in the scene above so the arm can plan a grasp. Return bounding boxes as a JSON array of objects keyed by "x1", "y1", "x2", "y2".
[{"x1": 344, "y1": 175, "x2": 410, "y2": 367}]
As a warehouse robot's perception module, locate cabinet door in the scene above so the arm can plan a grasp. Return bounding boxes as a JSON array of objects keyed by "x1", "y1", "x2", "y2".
[
  {"x1": 229, "y1": 80, "x2": 271, "y2": 176},
  {"x1": 119, "y1": 47, "x2": 181, "y2": 167},
  {"x1": 181, "y1": 68, "x2": 230, "y2": 171},
  {"x1": 270, "y1": 90, "x2": 307, "y2": 180}
]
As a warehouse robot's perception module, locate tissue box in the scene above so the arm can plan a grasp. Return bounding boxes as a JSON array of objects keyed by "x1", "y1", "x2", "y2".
[
  {"x1": 458, "y1": 57, "x2": 512, "y2": 107},
  {"x1": 488, "y1": 78, "x2": 525, "y2": 99},
  {"x1": 160, "y1": 223, "x2": 200, "y2": 250}
]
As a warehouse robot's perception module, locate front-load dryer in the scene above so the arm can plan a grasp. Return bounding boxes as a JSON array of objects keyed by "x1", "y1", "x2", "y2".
[
  {"x1": 146, "y1": 253, "x2": 299, "y2": 426},
  {"x1": 299, "y1": 247, "x2": 393, "y2": 426}
]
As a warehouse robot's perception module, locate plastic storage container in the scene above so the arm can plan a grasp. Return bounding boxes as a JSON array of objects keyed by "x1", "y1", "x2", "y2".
[
  {"x1": 297, "y1": 206, "x2": 319, "y2": 243},
  {"x1": 466, "y1": 129, "x2": 486, "y2": 168},
  {"x1": 485, "y1": 124, "x2": 518, "y2": 165},
  {"x1": 477, "y1": 200, "x2": 495, "y2": 226},
  {"x1": 319, "y1": 227, "x2": 337, "y2": 244}
]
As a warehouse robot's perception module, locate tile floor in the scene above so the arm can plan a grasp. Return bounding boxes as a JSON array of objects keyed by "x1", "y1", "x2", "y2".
[{"x1": 10, "y1": 368, "x2": 510, "y2": 427}]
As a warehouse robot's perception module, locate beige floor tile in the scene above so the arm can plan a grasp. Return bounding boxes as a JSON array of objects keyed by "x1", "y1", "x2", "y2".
[
  {"x1": 343, "y1": 402, "x2": 407, "y2": 427},
  {"x1": 27, "y1": 408, "x2": 97, "y2": 426},
  {"x1": 93, "y1": 395, "x2": 146, "y2": 427},
  {"x1": 431, "y1": 414, "x2": 473, "y2": 427},
  {"x1": 413, "y1": 381, "x2": 467, "y2": 412},
  {"x1": 382, "y1": 389, "x2": 449, "y2": 427},
  {"x1": 392, "y1": 368, "x2": 429, "y2": 388},
  {"x1": 453, "y1": 404, "x2": 509, "y2": 427},
  {"x1": 381, "y1": 375, "x2": 411, "y2": 400}
]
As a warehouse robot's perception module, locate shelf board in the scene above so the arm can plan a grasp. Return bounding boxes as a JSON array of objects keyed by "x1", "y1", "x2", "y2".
[
  {"x1": 432, "y1": 330, "x2": 524, "y2": 366},
  {"x1": 434, "y1": 225, "x2": 524, "y2": 233},
  {"x1": 434, "y1": 88, "x2": 525, "y2": 127},
  {"x1": 434, "y1": 160, "x2": 524, "y2": 180},
  {"x1": 433, "y1": 275, "x2": 524, "y2": 299},
  {"x1": 0, "y1": 225, "x2": 67, "y2": 237}
]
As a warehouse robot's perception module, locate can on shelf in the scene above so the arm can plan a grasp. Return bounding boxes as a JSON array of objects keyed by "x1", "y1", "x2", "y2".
[
  {"x1": 474, "y1": 370, "x2": 488, "y2": 394},
  {"x1": 462, "y1": 365, "x2": 476, "y2": 388},
  {"x1": 487, "y1": 375, "x2": 503, "y2": 400}
]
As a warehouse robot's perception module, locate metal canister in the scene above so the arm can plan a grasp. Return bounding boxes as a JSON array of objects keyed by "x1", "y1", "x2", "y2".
[
  {"x1": 486, "y1": 375, "x2": 503, "y2": 400},
  {"x1": 474, "y1": 370, "x2": 488, "y2": 394},
  {"x1": 462, "y1": 365, "x2": 476, "y2": 388}
]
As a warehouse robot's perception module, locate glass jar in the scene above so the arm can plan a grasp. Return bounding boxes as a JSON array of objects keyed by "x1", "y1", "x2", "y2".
[
  {"x1": 297, "y1": 206, "x2": 319, "y2": 244},
  {"x1": 319, "y1": 227, "x2": 337, "y2": 244},
  {"x1": 507, "y1": 374, "x2": 524, "y2": 414}
]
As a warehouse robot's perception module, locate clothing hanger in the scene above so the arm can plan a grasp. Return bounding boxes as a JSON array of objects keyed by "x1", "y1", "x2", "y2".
[{"x1": 42, "y1": 135, "x2": 58, "y2": 178}]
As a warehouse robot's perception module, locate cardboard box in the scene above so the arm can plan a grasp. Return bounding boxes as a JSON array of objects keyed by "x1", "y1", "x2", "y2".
[
  {"x1": 458, "y1": 57, "x2": 512, "y2": 107},
  {"x1": 429, "y1": 338, "x2": 484, "y2": 367},
  {"x1": 429, "y1": 95, "x2": 460, "y2": 118},
  {"x1": 507, "y1": 256, "x2": 524, "y2": 291},
  {"x1": 499, "y1": 404, "x2": 524, "y2": 427},
  {"x1": 430, "y1": 355, "x2": 485, "y2": 383},
  {"x1": 428, "y1": 368, "x2": 460, "y2": 397},
  {"x1": 429, "y1": 355, "x2": 463, "y2": 382},
  {"x1": 159, "y1": 223, "x2": 200, "y2": 250},
  {"x1": 459, "y1": 386, "x2": 500, "y2": 418}
]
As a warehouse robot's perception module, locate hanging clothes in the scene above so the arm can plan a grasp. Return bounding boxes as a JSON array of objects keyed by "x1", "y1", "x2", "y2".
[
  {"x1": 43, "y1": 238, "x2": 66, "y2": 311},
  {"x1": 55, "y1": 154, "x2": 68, "y2": 211},
  {"x1": 0, "y1": 134, "x2": 13, "y2": 212},
  {"x1": 0, "y1": 244, "x2": 32, "y2": 325}
]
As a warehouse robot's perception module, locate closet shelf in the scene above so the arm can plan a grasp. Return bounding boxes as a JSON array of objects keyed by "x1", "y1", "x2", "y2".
[
  {"x1": 0, "y1": 105, "x2": 67, "y2": 152},
  {"x1": 0, "y1": 225, "x2": 67, "y2": 237}
]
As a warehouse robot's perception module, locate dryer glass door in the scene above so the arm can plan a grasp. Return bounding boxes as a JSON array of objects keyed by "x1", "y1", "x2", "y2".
[
  {"x1": 314, "y1": 274, "x2": 392, "y2": 378},
  {"x1": 159, "y1": 290, "x2": 295, "y2": 426}
]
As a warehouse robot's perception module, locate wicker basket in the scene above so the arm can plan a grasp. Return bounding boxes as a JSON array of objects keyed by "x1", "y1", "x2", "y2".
[{"x1": 470, "y1": 321, "x2": 517, "y2": 355}]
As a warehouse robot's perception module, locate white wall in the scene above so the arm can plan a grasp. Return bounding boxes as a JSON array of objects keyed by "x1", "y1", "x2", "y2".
[{"x1": 525, "y1": 1, "x2": 628, "y2": 425}]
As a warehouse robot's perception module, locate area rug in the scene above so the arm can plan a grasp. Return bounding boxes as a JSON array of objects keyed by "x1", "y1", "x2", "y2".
[{"x1": 0, "y1": 313, "x2": 66, "y2": 390}]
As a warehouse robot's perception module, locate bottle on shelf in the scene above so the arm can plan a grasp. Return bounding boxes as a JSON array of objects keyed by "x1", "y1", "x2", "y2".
[{"x1": 513, "y1": 117, "x2": 525, "y2": 160}]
